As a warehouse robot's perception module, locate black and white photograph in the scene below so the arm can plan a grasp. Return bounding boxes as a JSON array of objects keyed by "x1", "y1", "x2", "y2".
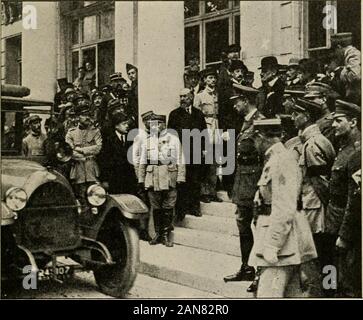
[{"x1": 0, "y1": 0, "x2": 361, "y2": 301}]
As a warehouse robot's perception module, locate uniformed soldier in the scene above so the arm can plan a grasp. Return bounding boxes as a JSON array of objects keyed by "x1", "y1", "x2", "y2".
[
  {"x1": 223, "y1": 84, "x2": 264, "y2": 290},
  {"x1": 138, "y1": 115, "x2": 186, "y2": 247},
  {"x1": 324, "y1": 100, "x2": 361, "y2": 296},
  {"x1": 65, "y1": 103, "x2": 102, "y2": 204},
  {"x1": 22, "y1": 115, "x2": 47, "y2": 157},
  {"x1": 250, "y1": 118, "x2": 317, "y2": 298},
  {"x1": 194, "y1": 68, "x2": 223, "y2": 203}
]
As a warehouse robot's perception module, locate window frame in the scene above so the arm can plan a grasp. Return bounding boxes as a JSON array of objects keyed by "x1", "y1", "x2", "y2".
[{"x1": 184, "y1": 1, "x2": 240, "y2": 69}]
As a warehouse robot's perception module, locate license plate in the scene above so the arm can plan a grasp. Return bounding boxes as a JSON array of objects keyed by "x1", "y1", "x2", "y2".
[{"x1": 37, "y1": 265, "x2": 74, "y2": 281}]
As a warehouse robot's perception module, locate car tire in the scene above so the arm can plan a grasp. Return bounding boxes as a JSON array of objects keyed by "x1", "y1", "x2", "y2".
[{"x1": 92, "y1": 219, "x2": 139, "y2": 298}]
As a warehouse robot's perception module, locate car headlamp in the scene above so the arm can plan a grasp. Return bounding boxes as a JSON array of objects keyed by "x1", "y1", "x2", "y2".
[
  {"x1": 5, "y1": 187, "x2": 27, "y2": 211},
  {"x1": 87, "y1": 184, "x2": 106, "y2": 207}
]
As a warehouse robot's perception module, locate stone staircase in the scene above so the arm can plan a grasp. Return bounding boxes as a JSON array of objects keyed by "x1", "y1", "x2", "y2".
[{"x1": 138, "y1": 191, "x2": 254, "y2": 298}]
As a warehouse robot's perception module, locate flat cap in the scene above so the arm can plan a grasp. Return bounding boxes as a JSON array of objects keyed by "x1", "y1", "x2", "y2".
[
  {"x1": 141, "y1": 110, "x2": 155, "y2": 122},
  {"x1": 230, "y1": 83, "x2": 259, "y2": 100},
  {"x1": 331, "y1": 32, "x2": 352, "y2": 48},
  {"x1": 253, "y1": 118, "x2": 282, "y2": 134},
  {"x1": 333, "y1": 100, "x2": 360, "y2": 118},
  {"x1": 109, "y1": 72, "x2": 123, "y2": 81},
  {"x1": 304, "y1": 82, "x2": 333, "y2": 98},
  {"x1": 111, "y1": 111, "x2": 129, "y2": 126},
  {"x1": 292, "y1": 98, "x2": 323, "y2": 117},
  {"x1": 126, "y1": 63, "x2": 137, "y2": 72},
  {"x1": 229, "y1": 60, "x2": 247, "y2": 73}
]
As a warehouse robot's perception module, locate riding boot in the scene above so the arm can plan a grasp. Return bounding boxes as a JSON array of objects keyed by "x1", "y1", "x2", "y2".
[
  {"x1": 149, "y1": 209, "x2": 162, "y2": 245},
  {"x1": 161, "y1": 209, "x2": 174, "y2": 247}
]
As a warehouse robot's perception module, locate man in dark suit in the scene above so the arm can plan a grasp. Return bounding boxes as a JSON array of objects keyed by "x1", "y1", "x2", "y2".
[
  {"x1": 257, "y1": 56, "x2": 285, "y2": 118},
  {"x1": 99, "y1": 111, "x2": 137, "y2": 195},
  {"x1": 168, "y1": 88, "x2": 207, "y2": 220}
]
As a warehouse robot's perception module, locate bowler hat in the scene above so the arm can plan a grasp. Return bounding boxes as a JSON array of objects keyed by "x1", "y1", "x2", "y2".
[
  {"x1": 258, "y1": 56, "x2": 279, "y2": 70},
  {"x1": 111, "y1": 111, "x2": 129, "y2": 126},
  {"x1": 229, "y1": 60, "x2": 247, "y2": 73},
  {"x1": 227, "y1": 44, "x2": 241, "y2": 54}
]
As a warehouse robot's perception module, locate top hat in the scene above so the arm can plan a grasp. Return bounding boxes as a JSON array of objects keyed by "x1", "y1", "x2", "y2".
[{"x1": 258, "y1": 56, "x2": 279, "y2": 70}]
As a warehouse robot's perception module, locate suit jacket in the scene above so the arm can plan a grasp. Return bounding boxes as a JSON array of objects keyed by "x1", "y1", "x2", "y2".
[
  {"x1": 168, "y1": 106, "x2": 207, "y2": 165},
  {"x1": 258, "y1": 77, "x2": 285, "y2": 118},
  {"x1": 99, "y1": 131, "x2": 137, "y2": 195}
]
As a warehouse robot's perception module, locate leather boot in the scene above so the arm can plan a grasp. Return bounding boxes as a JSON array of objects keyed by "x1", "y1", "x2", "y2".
[
  {"x1": 161, "y1": 209, "x2": 174, "y2": 247},
  {"x1": 149, "y1": 209, "x2": 161, "y2": 245},
  {"x1": 223, "y1": 264, "x2": 255, "y2": 282}
]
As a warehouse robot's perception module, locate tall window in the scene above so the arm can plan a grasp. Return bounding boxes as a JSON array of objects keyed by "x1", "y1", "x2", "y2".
[
  {"x1": 65, "y1": 1, "x2": 115, "y2": 87},
  {"x1": 5, "y1": 35, "x2": 22, "y2": 85},
  {"x1": 307, "y1": 0, "x2": 361, "y2": 50},
  {"x1": 184, "y1": 0, "x2": 240, "y2": 69}
]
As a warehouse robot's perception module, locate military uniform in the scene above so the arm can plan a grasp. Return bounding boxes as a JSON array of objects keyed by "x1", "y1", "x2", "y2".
[
  {"x1": 65, "y1": 120, "x2": 102, "y2": 202},
  {"x1": 138, "y1": 120, "x2": 186, "y2": 247},
  {"x1": 250, "y1": 120, "x2": 317, "y2": 298}
]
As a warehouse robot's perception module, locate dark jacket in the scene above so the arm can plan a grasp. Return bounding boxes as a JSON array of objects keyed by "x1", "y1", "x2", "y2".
[
  {"x1": 257, "y1": 77, "x2": 285, "y2": 118},
  {"x1": 231, "y1": 110, "x2": 264, "y2": 206},
  {"x1": 99, "y1": 130, "x2": 137, "y2": 195}
]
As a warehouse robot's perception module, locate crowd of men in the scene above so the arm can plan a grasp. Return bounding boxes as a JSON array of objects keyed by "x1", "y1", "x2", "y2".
[{"x1": 21, "y1": 31, "x2": 361, "y2": 298}]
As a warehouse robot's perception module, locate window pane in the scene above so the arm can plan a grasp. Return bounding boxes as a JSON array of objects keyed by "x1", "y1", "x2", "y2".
[
  {"x1": 71, "y1": 19, "x2": 79, "y2": 45},
  {"x1": 337, "y1": 0, "x2": 361, "y2": 48},
  {"x1": 184, "y1": 0, "x2": 199, "y2": 19},
  {"x1": 185, "y1": 25, "x2": 200, "y2": 66},
  {"x1": 98, "y1": 40, "x2": 115, "y2": 87},
  {"x1": 100, "y1": 11, "x2": 114, "y2": 39},
  {"x1": 72, "y1": 51, "x2": 79, "y2": 82},
  {"x1": 206, "y1": 18, "x2": 229, "y2": 63},
  {"x1": 234, "y1": 0, "x2": 240, "y2": 7},
  {"x1": 234, "y1": 15, "x2": 240, "y2": 47},
  {"x1": 308, "y1": 0, "x2": 327, "y2": 48},
  {"x1": 82, "y1": 15, "x2": 97, "y2": 43},
  {"x1": 205, "y1": 0, "x2": 229, "y2": 13}
]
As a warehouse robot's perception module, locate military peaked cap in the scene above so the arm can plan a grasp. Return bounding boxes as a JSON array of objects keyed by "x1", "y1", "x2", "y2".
[
  {"x1": 141, "y1": 110, "x2": 155, "y2": 122},
  {"x1": 110, "y1": 72, "x2": 123, "y2": 81},
  {"x1": 333, "y1": 100, "x2": 360, "y2": 119}
]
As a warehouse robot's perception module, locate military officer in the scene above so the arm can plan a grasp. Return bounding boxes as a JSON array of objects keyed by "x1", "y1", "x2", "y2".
[
  {"x1": 22, "y1": 115, "x2": 47, "y2": 157},
  {"x1": 138, "y1": 115, "x2": 186, "y2": 247},
  {"x1": 250, "y1": 119, "x2": 317, "y2": 298},
  {"x1": 324, "y1": 100, "x2": 361, "y2": 296},
  {"x1": 290, "y1": 98, "x2": 336, "y2": 236},
  {"x1": 223, "y1": 84, "x2": 264, "y2": 289},
  {"x1": 194, "y1": 68, "x2": 223, "y2": 203},
  {"x1": 65, "y1": 104, "x2": 102, "y2": 204}
]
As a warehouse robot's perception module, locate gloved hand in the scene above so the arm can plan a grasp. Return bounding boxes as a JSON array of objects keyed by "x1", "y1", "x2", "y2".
[{"x1": 263, "y1": 245, "x2": 279, "y2": 264}]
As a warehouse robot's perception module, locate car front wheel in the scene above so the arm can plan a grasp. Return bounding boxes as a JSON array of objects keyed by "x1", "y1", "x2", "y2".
[{"x1": 92, "y1": 216, "x2": 139, "y2": 298}]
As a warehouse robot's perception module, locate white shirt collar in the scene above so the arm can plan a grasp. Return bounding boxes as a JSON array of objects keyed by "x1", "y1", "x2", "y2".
[
  {"x1": 115, "y1": 130, "x2": 124, "y2": 142},
  {"x1": 268, "y1": 77, "x2": 279, "y2": 87}
]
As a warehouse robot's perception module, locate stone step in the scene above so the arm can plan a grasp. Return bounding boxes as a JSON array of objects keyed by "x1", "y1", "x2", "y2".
[
  {"x1": 139, "y1": 242, "x2": 253, "y2": 298},
  {"x1": 200, "y1": 201, "x2": 236, "y2": 218},
  {"x1": 175, "y1": 214, "x2": 239, "y2": 237},
  {"x1": 173, "y1": 227, "x2": 240, "y2": 257},
  {"x1": 217, "y1": 190, "x2": 233, "y2": 203}
]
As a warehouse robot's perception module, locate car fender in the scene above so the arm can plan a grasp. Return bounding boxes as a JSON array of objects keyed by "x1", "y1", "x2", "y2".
[{"x1": 103, "y1": 194, "x2": 149, "y2": 220}]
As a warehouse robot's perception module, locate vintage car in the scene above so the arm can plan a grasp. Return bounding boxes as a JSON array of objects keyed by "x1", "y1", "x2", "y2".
[{"x1": 1, "y1": 84, "x2": 148, "y2": 297}]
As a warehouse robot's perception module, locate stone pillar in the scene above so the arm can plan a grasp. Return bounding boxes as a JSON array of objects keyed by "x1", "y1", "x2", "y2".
[
  {"x1": 137, "y1": 1, "x2": 184, "y2": 120},
  {"x1": 114, "y1": 1, "x2": 137, "y2": 76},
  {"x1": 22, "y1": 2, "x2": 58, "y2": 101}
]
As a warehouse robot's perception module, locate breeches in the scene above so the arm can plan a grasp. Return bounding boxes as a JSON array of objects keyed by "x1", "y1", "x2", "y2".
[{"x1": 148, "y1": 188, "x2": 178, "y2": 210}]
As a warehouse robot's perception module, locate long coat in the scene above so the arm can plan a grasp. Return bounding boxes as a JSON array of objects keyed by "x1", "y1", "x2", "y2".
[
  {"x1": 99, "y1": 131, "x2": 138, "y2": 195},
  {"x1": 257, "y1": 77, "x2": 285, "y2": 118},
  {"x1": 231, "y1": 109, "x2": 264, "y2": 206}
]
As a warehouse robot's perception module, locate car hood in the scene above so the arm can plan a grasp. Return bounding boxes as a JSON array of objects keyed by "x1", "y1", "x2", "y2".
[{"x1": 2, "y1": 159, "x2": 70, "y2": 200}]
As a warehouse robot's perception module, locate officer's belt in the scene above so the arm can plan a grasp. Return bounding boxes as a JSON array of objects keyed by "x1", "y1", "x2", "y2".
[{"x1": 146, "y1": 161, "x2": 175, "y2": 166}]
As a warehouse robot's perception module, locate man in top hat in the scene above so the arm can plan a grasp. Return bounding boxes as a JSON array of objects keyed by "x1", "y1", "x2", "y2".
[
  {"x1": 324, "y1": 99, "x2": 361, "y2": 297},
  {"x1": 250, "y1": 118, "x2": 317, "y2": 298},
  {"x1": 290, "y1": 98, "x2": 335, "y2": 282},
  {"x1": 223, "y1": 84, "x2": 264, "y2": 289},
  {"x1": 285, "y1": 57, "x2": 304, "y2": 90},
  {"x1": 22, "y1": 115, "x2": 47, "y2": 157},
  {"x1": 257, "y1": 56, "x2": 285, "y2": 118},
  {"x1": 194, "y1": 68, "x2": 223, "y2": 203},
  {"x1": 138, "y1": 114, "x2": 186, "y2": 247},
  {"x1": 99, "y1": 111, "x2": 136, "y2": 195},
  {"x1": 168, "y1": 88, "x2": 207, "y2": 220},
  {"x1": 65, "y1": 103, "x2": 102, "y2": 204},
  {"x1": 330, "y1": 32, "x2": 361, "y2": 104}
]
